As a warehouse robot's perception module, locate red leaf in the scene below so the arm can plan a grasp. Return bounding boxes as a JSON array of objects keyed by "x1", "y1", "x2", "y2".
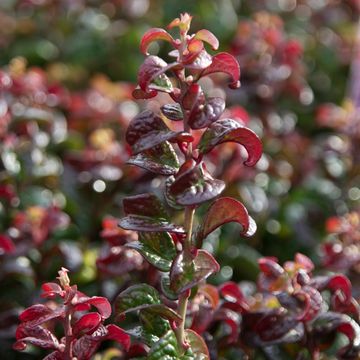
[
  {"x1": 106, "y1": 324, "x2": 131, "y2": 351},
  {"x1": 168, "y1": 160, "x2": 225, "y2": 206},
  {"x1": 195, "y1": 29, "x2": 219, "y2": 50},
  {"x1": 197, "y1": 197, "x2": 250, "y2": 244},
  {"x1": 200, "y1": 52, "x2": 240, "y2": 88},
  {"x1": 198, "y1": 118, "x2": 262, "y2": 167},
  {"x1": 77, "y1": 297, "x2": 112, "y2": 319},
  {"x1": 258, "y1": 257, "x2": 284, "y2": 277},
  {"x1": 73, "y1": 312, "x2": 102, "y2": 336},
  {"x1": 170, "y1": 250, "x2": 220, "y2": 294},
  {"x1": 138, "y1": 56, "x2": 177, "y2": 93},
  {"x1": 19, "y1": 304, "x2": 64, "y2": 327},
  {"x1": 41, "y1": 283, "x2": 63, "y2": 299},
  {"x1": 0, "y1": 234, "x2": 15, "y2": 253},
  {"x1": 140, "y1": 28, "x2": 174, "y2": 55},
  {"x1": 126, "y1": 110, "x2": 187, "y2": 154},
  {"x1": 14, "y1": 324, "x2": 59, "y2": 351},
  {"x1": 219, "y1": 281, "x2": 248, "y2": 311}
]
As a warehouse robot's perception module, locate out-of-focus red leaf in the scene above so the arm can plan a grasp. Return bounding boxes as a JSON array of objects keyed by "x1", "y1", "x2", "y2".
[
  {"x1": 0, "y1": 234, "x2": 15, "y2": 253},
  {"x1": 200, "y1": 52, "x2": 240, "y2": 88},
  {"x1": 219, "y1": 281, "x2": 248, "y2": 311},
  {"x1": 140, "y1": 28, "x2": 174, "y2": 55},
  {"x1": 198, "y1": 118, "x2": 262, "y2": 166}
]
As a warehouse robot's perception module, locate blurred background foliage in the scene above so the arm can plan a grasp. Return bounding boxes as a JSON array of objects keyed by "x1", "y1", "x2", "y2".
[{"x1": 0, "y1": 0, "x2": 360, "y2": 358}]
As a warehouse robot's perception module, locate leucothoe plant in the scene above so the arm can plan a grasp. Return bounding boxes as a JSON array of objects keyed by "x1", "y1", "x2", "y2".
[{"x1": 114, "y1": 13, "x2": 262, "y2": 358}]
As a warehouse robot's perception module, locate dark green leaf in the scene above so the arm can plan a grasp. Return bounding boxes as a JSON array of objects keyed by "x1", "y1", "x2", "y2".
[
  {"x1": 125, "y1": 232, "x2": 176, "y2": 271},
  {"x1": 127, "y1": 141, "x2": 179, "y2": 175},
  {"x1": 161, "y1": 103, "x2": 183, "y2": 121}
]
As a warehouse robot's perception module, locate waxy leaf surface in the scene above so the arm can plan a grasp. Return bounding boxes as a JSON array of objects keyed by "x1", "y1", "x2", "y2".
[
  {"x1": 140, "y1": 28, "x2": 174, "y2": 55},
  {"x1": 127, "y1": 141, "x2": 179, "y2": 175},
  {"x1": 170, "y1": 250, "x2": 220, "y2": 294},
  {"x1": 125, "y1": 231, "x2": 176, "y2": 271},
  {"x1": 126, "y1": 110, "x2": 187, "y2": 155},
  {"x1": 197, "y1": 197, "x2": 250, "y2": 245},
  {"x1": 161, "y1": 103, "x2": 183, "y2": 121},
  {"x1": 168, "y1": 161, "x2": 225, "y2": 206},
  {"x1": 200, "y1": 52, "x2": 240, "y2": 88},
  {"x1": 188, "y1": 97, "x2": 225, "y2": 130},
  {"x1": 198, "y1": 118, "x2": 262, "y2": 167}
]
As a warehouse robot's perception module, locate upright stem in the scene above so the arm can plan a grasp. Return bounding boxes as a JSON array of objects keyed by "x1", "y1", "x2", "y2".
[{"x1": 64, "y1": 306, "x2": 73, "y2": 360}]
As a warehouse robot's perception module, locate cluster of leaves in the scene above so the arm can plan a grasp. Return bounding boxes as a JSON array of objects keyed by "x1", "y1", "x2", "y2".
[
  {"x1": 14, "y1": 268, "x2": 130, "y2": 360},
  {"x1": 2, "y1": 2, "x2": 360, "y2": 359},
  {"x1": 321, "y1": 211, "x2": 360, "y2": 272}
]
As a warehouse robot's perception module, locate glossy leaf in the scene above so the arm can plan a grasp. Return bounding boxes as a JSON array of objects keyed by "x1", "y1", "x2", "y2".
[
  {"x1": 125, "y1": 231, "x2": 176, "y2": 271},
  {"x1": 198, "y1": 118, "x2": 262, "y2": 166},
  {"x1": 185, "y1": 329, "x2": 210, "y2": 360},
  {"x1": 119, "y1": 193, "x2": 185, "y2": 233},
  {"x1": 73, "y1": 312, "x2": 102, "y2": 336},
  {"x1": 76, "y1": 296, "x2": 112, "y2": 319},
  {"x1": 115, "y1": 284, "x2": 161, "y2": 315},
  {"x1": 147, "y1": 330, "x2": 180, "y2": 360},
  {"x1": 188, "y1": 97, "x2": 225, "y2": 129},
  {"x1": 138, "y1": 56, "x2": 177, "y2": 93},
  {"x1": 200, "y1": 52, "x2": 240, "y2": 88},
  {"x1": 126, "y1": 110, "x2": 188, "y2": 154},
  {"x1": 139, "y1": 309, "x2": 171, "y2": 338},
  {"x1": 168, "y1": 160, "x2": 225, "y2": 206},
  {"x1": 19, "y1": 304, "x2": 64, "y2": 327},
  {"x1": 14, "y1": 325, "x2": 59, "y2": 351},
  {"x1": 170, "y1": 250, "x2": 220, "y2": 294},
  {"x1": 140, "y1": 28, "x2": 174, "y2": 55},
  {"x1": 194, "y1": 29, "x2": 219, "y2": 50},
  {"x1": 197, "y1": 197, "x2": 250, "y2": 245},
  {"x1": 126, "y1": 326, "x2": 160, "y2": 347},
  {"x1": 161, "y1": 103, "x2": 183, "y2": 121},
  {"x1": 161, "y1": 274, "x2": 179, "y2": 300},
  {"x1": 127, "y1": 141, "x2": 180, "y2": 175}
]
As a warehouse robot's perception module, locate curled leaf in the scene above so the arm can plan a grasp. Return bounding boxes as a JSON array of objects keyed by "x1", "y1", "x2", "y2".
[
  {"x1": 197, "y1": 197, "x2": 250, "y2": 245},
  {"x1": 140, "y1": 28, "x2": 174, "y2": 55},
  {"x1": 138, "y1": 56, "x2": 177, "y2": 94},
  {"x1": 200, "y1": 52, "x2": 240, "y2": 88},
  {"x1": 194, "y1": 29, "x2": 219, "y2": 50},
  {"x1": 198, "y1": 118, "x2": 262, "y2": 167}
]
